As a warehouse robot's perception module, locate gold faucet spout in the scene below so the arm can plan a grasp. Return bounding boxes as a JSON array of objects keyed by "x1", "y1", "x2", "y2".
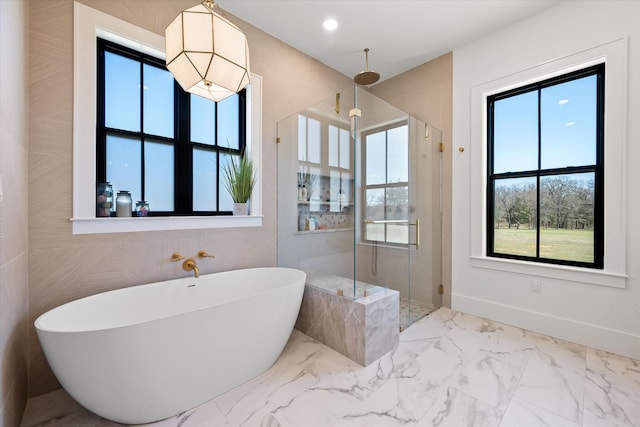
[{"x1": 182, "y1": 259, "x2": 199, "y2": 278}]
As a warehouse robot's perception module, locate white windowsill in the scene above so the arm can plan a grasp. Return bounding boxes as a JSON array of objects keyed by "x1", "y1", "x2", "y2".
[
  {"x1": 469, "y1": 256, "x2": 627, "y2": 288},
  {"x1": 71, "y1": 215, "x2": 263, "y2": 234}
]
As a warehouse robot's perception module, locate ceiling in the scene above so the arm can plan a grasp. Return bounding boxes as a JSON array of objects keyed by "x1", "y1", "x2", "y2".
[{"x1": 216, "y1": 0, "x2": 562, "y2": 84}]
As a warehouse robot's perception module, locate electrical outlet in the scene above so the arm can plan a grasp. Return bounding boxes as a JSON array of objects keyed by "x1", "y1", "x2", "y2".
[{"x1": 530, "y1": 280, "x2": 542, "y2": 294}]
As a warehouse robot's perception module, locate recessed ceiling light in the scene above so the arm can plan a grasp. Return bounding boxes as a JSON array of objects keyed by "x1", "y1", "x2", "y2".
[
  {"x1": 323, "y1": 18, "x2": 338, "y2": 31},
  {"x1": 558, "y1": 99, "x2": 569, "y2": 105},
  {"x1": 566, "y1": 121, "x2": 576, "y2": 126}
]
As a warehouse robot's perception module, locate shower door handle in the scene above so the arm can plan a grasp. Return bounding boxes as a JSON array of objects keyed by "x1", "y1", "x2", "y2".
[{"x1": 408, "y1": 218, "x2": 420, "y2": 249}]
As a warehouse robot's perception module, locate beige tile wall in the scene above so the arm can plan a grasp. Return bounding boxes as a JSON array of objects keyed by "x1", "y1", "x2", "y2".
[
  {"x1": 27, "y1": 0, "x2": 354, "y2": 398},
  {"x1": 0, "y1": 0, "x2": 30, "y2": 425}
]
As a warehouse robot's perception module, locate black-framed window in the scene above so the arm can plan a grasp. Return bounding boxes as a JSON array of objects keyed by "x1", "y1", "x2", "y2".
[
  {"x1": 487, "y1": 64, "x2": 604, "y2": 269},
  {"x1": 363, "y1": 122, "x2": 410, "y2": 245},
  {"x1": 96, "y1": 38, "x2": 246, "y2": 216}
]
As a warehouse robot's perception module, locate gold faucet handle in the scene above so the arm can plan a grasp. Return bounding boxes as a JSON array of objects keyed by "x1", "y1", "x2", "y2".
[
  {"x1": 170, "y1": 252, "x2": 185, "y2": 262},
  {"x1": 198, "y1": 250, "x2": 215, "y2": 259}
]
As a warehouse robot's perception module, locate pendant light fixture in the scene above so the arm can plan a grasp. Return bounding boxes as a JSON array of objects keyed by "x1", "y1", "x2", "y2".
[{"x1": 165, "y1": 0, "x2": 250, "y2": 102}]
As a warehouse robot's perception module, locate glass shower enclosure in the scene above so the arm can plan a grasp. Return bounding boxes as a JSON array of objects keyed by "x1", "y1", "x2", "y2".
[{"x1": 277, "y1": 86, "x2": 442, "y2": 330}]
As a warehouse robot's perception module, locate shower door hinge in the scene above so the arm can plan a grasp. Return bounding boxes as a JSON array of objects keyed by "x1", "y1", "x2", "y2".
[
  {"x1": 438, "y1": 284, "x2": 444, "y2": 295},
  {"x1": 438, "y1": 142, "x2": 444, "y2": 153},
  {"x1": 276, "y1": 137, "x2": 281, "y2": 144}
]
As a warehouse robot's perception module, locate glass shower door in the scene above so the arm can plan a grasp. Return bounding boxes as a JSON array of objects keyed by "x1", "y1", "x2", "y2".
[
  {"x1": 354, "y1": 87, "x2": 441, "y2": 329},
  {"x1": 353, "y1": 88, "x2": 413, "y2": 327}
]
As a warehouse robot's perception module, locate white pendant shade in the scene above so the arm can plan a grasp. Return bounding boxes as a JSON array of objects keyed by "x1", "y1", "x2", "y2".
[{"x1": 166, "y1": 2, "x2": 250, "y2": 102}]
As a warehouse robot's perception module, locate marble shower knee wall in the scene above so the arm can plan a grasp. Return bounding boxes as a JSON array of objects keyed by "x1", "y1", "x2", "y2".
[{"x1": 295, "y1": 284, "x2": 399, "y2": 365}]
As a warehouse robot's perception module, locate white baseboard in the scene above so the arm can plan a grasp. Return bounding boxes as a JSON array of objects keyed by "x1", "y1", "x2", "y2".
[{"x1": 452, "y1": 293, "x2": 640, "y2": 360}]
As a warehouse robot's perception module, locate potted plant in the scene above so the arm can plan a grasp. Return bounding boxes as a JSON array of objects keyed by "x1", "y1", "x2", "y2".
[{"x1": 222, "y1": 153, "x2": 256, "y2": 215}]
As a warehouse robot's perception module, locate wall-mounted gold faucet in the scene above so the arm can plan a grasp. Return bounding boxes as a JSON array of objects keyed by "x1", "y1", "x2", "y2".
[
  {"x1": 197, "y1": 250, "x2": 215, "y2": 259},
  {"x1": 182, "y1": 259, "x2": 199, "y2": 278}
]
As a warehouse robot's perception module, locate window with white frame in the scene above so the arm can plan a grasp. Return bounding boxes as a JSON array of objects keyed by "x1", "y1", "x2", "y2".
[
  {"x1": 487, "y1": 64, "x2": 604, "y2": 269},
  {"x1": 72, "y1": 2, "x2": 262, "y2": 234},
  {"x1": 469, "y1": 38, "x2": 628, "y2": 288},
  {"x1": 362, "y1": 122, "x2": 409, "y2": 245}
]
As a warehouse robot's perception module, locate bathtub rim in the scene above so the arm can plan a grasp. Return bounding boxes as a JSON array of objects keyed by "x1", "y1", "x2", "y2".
[{"x1": 34, "y1": 267, "x2": 306, "y2": 334}]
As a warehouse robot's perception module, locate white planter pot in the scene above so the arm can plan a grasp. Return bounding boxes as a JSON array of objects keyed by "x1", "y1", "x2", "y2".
[{"x1": 233, "y1": 202, "x2": 248, "y2": 216}]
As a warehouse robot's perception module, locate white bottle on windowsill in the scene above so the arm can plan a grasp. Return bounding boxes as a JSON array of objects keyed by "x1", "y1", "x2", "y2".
[{"x1": 116, "y1": 191, "x2": 132, "y2": 217}]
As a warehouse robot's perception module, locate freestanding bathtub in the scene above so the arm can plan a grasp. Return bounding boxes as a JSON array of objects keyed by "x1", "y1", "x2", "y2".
[{"x1": 35, "y1": 267, "x2": 306, "y2": 424}]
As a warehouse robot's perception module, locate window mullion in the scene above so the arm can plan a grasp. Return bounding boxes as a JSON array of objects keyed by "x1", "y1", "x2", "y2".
[
  {"x1": 175, "y1": 86, "x2": 192, "y2": 214},
  {"x1": 215, "y1": 100, "x2": 220, "y2": 212},
  {"x1": 139, "y1": 60, "x2": 145, "y2": 204},
  {"x1": 96, "y1": 39, "x2": 107, "y2": 183},
  {"x1": 536, "y1": 87, "x2": 541, "y2": 260},
  {"x1": 384, "y1": 130, "x2": 388, "y2": 241}
]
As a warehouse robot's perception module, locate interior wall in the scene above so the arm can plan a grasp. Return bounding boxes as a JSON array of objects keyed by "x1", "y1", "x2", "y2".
[
  {"x1": 28, "y1": 0, "x2": 353, "y2": 398},
  {"x1": 0, "y1": 0, "x2": 30, "y2": 425},
  {"x1": 452, "y1": 0, "x2": 640, "y2": 359},
  {"x1": 370, "y1": 53, "x2": 453, "y2": 307}
]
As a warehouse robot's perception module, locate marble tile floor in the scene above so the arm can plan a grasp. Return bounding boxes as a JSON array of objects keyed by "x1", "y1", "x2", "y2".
[
  {"x1": 399, "y1": 298, "x2": 439, "y2": 331},
  {"x1": 21, "y1": 307, "x2": 640, "y2": 427}
]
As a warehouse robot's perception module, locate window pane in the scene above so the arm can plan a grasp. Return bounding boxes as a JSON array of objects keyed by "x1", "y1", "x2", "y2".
[
  {"x1": 541, "y1": 75, "x2": 597, "y2": 169},
  {"x1": 328, "y1": 125, "x2": 339, "y2": 167},
  {"x1": 540, "y1": 173, "x2": 594, "y2": 262},
  {"x1": 143, "y1": 64, "x2": 174, "y2": 138},
  {"x1": 365, "y1": 188, "x2": 385, "y2": 241},
  {"x1": 386, "y1": 186, "x2": 408, "y2": 244},
  {"x1": 144, "y1": 140, "x2": 174, "y2": 211},
  {"x1": 191, "y1": 94, "x2": 215, "y2": 145},
  {"x1": 365, "y1": 188, "x2": 384, "y2": 220},
  {"x1": 193, "y1": 148, "x2": 216, "y2": 211},
  {"x1": 298, "y1": 115, "x2": 307, "y2": 161},
  {"x1": 105, "y1": 52, "x2": 140, "y2": 132},
  {"x1": 219, "y1": 154, "x2": 237, "y2": 211},
  {"x1": 493, "y1": 91, "x2": 538, "y2": 173},
  {"x1": 106, "y1": 133, "x2": 141, "y2": 205},
  {"x1": 387, "y1": 125, "x2": 408, "y2": 183},
  {"x1": 366, "y1": 131, "x2": 385, "y2": 185},
  {"x1": 493, "y1": 177, "x2": 537, "y2": 257},
  {"x1": 387, "y1": 224, "x2": 408, "y2": 244},
  {"x1": 307, "y1": 118, "x2": 321, "y2": 163},
  {"x1": 339, "y1": 128, "x2": 350, "y2": 169},
  {"x1": 307, "y1": 167, "x2": 322, "y2": 211},
  {"x1": 366, "y1": 223, "x2": 385, "y2": 242},
  {"x1": 341, "y1": 173, "x2": 351, "y2": 205},
  {"x1": 218, "y1": 94, "x2": 239, "y2": 149},
  {"x1": 386, "y1": 186, "x2": 408, "y2": 220},
  {"x1": 329, "y1": 170, "x2": 341, "y2": 212}
]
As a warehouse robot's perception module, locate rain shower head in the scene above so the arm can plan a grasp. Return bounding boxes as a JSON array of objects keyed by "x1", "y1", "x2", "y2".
[{"x1": 353, "y1": 48, "x2": 380, "y2": 85}]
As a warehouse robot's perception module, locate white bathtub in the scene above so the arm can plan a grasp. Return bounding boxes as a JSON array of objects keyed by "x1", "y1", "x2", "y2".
[{"x1": 35, "y1": 267, "x2": 306, "y2": 424}]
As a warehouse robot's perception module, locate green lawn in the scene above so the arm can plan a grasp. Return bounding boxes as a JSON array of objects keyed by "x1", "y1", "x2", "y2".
[{"x1": 494, "y1": 228, "x2": 594, "y2": 263}]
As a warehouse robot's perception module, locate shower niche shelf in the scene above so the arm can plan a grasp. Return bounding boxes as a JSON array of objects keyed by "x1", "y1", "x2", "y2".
[
  {"x1": 296, "y1": 173, "x2": 354, "y2": 232},
  {"x1": 296, "y1": 202, "x2": 354, "y2": 232}
]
